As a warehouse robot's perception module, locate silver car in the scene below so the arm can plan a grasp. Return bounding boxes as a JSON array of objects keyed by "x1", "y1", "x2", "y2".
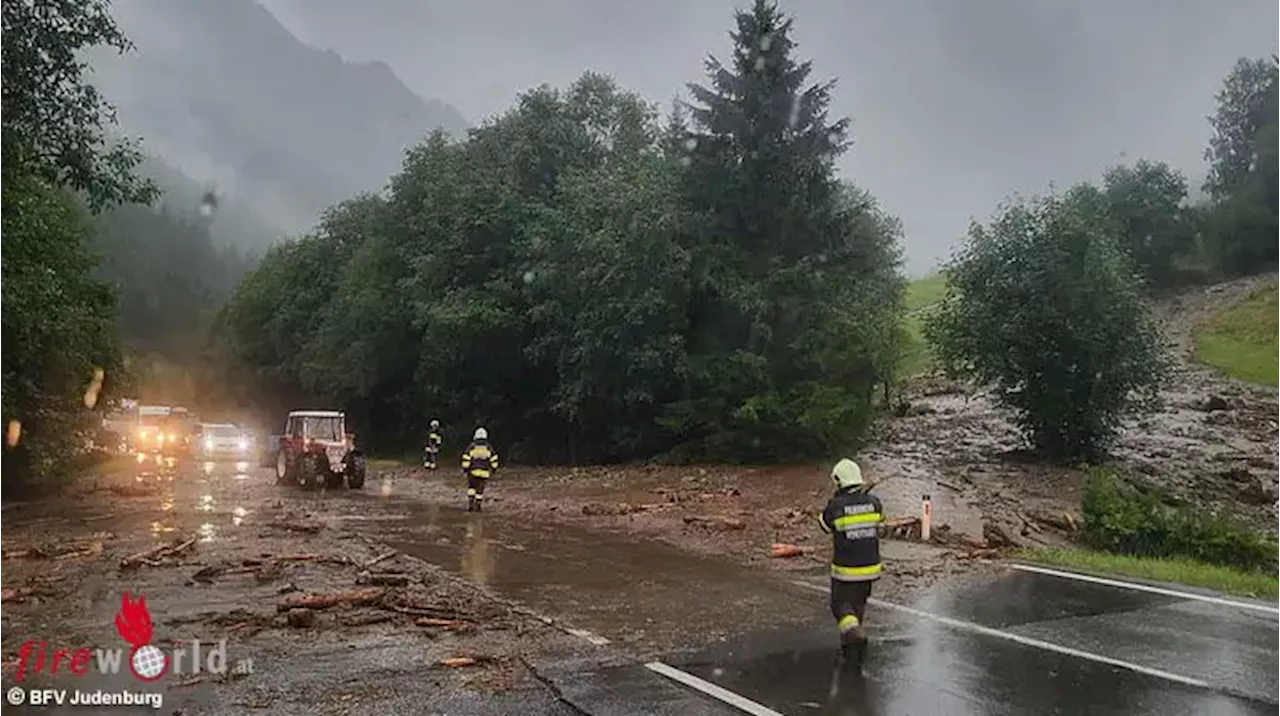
[{"x1": 197, "y1": 423, "x2": 252, "y2": 460}]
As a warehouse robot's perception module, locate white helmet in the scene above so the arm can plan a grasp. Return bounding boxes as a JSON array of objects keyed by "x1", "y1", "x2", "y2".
[
  {"x1": 473, "y1": 427, "x2": 488, "y2": 441},
  {"x1": 831, "y1": 458, "x2": 863, "y2": 490},
  {"x1": 430, "y1": 419, "x2": 440, "y2": 429}
]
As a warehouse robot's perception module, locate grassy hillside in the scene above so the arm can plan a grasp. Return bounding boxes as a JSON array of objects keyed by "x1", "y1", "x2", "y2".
[
  {"x1": 906, "y1": 272, "x2": 948, "y2": 311},
  {"x1": 900, "y1": 272, "x2": 947, "y2": 377},
  {"x1": 1192, "y1": 281, "x2": 1279, "y2": 386}
]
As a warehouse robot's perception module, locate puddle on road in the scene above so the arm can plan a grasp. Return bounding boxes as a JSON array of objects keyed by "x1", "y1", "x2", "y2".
[
  {"x1": 680, "y1": 620, "x2": 1275, "y2": 716},
  {"x1": 383, "y1": 499, "x2": 812, "y2": 650},
  {"x1": 197, "y1": 522, "x2": 217, "y2": 543}
]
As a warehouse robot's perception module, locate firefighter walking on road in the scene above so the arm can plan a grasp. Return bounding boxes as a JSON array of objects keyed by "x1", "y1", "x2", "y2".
[
  {"x1": 424, "y1": 419, "x2": 442, "y2": 470},
  {"x1": 818, "y1": 458, "x2": 884, "y2": 672},
  {"x1": 461, "y1": 427, "x2": 499, "y2": 512}
]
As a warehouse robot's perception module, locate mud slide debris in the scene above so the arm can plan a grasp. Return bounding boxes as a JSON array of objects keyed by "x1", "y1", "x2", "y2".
[
  {"x1": 119, "y1": 536, "x2": 196, "y2": 570},
  {"x1": 770, "y1": 543, "x2": 806, "y2": 558},
  {"x1": 276, "y1": 587, "x2": 386, "y2": 611}
]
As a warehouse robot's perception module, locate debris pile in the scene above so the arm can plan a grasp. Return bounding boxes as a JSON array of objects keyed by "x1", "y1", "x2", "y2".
[{"x1": 120, "y1": 536, "x2": 197, "y2": 570}]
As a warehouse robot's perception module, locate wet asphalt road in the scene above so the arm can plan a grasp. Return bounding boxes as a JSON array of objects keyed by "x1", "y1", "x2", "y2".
[
  {"x1": 374, "y1": 488, "x2": 1279, "y2": 715},
  {"x1": 5, "y1": 464, "x2": 1276, "y2": 715},
  {"x1": 659, "y1": 570, "x2": 1279, "y2": 716}
]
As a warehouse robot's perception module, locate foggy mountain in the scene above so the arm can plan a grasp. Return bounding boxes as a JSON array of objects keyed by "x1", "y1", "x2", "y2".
[
  {"x1": 258, "y1": 0, "x2": 1277, "y2": 275},
  {"x1": 87, "y1": 0, "x2": 470, "y2": 249}
]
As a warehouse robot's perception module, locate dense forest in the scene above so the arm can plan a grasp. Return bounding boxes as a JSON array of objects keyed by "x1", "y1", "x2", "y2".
[{"x1": 2, "y1": 0, "x2": 1276, "y2": 491}]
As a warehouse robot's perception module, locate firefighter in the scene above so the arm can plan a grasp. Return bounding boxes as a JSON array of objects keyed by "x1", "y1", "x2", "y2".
[
  {"x1": 460, "y1": 427, "x2": 499, "y2": 512},
  {"x1": 424, "y1": 419, "x2": 442, "y2": 470},
  {"x1": 818, "y1": 458, "x2": 883, "y2": 671}
]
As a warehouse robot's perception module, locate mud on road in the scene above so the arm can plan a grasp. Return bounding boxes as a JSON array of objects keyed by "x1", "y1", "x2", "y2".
[
  {"x1": 0, "y1": 456, "x2": 983, "y2": 715},
  {"x1": 0, "y1": 460, "x2": 602, "y2": 715}
]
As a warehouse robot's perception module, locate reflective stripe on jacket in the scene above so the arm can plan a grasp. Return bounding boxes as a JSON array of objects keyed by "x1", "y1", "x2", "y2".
[
  {"x1": 461, "y1": 440, "x2": 499, "y2": 478},
  {"x1": 818, "y1": 487, "x2": 884, "y2": 582}
]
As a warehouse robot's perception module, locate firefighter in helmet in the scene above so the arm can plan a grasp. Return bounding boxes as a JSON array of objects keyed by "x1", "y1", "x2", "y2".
[
  {"x1": 818, "y1": 458, "x2": 884, "y2": 671},
  {"x1": 460, "y1": 427, "x2": 499, "y2": 512},
  {"x1": 424, "y1": 419, "x2": 442, "y2": 470}
]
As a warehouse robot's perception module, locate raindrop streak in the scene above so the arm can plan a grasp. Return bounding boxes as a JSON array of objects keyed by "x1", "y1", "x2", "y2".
[{"x1": 6, "y1": 420, "x2": 21, "y2": 447}]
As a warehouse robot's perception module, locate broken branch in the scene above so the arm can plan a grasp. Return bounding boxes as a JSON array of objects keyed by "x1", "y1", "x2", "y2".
[{"x1": 277, "y1": 587, "x2": 385, "y2": 612}]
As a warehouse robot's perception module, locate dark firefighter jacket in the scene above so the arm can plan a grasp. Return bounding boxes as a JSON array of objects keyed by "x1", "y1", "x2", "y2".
[
  {"x1": 426, "y1": 431, "x2": 442, "y2": 451},
  {"x1": 818, "y1": 487, "x2": 884, "y2": 582},
  {"x1": 461, "y1": 440, "x2": 499, "y2": 479}
]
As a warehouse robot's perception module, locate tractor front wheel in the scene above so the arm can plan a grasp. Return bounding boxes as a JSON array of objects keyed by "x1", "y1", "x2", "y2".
[
  {"x1": 275, "y1": 450, "x2": 293, "y2": 486},
  {"x1": 346, "y1": 454, "x2": 366, "y2": 489}
]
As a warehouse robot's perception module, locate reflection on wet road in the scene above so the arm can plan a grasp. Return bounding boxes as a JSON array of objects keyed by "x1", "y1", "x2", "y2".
[
  {"x1": 103, "y1": 462, "x2": 1274, "y2": 715},
  {"x1": 675, "y1": 571, "x2": 1278, "y2": 716},
  {"x1": 384, "y1": 499, "x2": 815, "y2": 653},
  {"x1": 371, "y1": 492, "x2": 1277, "y2": 715}
]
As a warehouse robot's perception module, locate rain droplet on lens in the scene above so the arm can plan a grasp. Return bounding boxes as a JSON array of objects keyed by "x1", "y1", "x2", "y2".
[
  {"x1": 522, "y1": 270, "x2": 536, "y2": 284},
  {"x1": 682, "y1": 137, "x2": 698, "y2": 151},
  {"x1": 83, "y1": 367, "x2": 105, "y2": 409},
  {"x1": 679, "y1": 156, "x2": 692, "y2": 167},
  {"x1": 199, "y1": 190, "x2": 219, "y2": 217}
]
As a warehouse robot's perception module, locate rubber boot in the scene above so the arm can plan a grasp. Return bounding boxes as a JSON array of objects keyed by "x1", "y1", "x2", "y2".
[
  {"x1": 467, "y1": 496, "x2": 477, "y2": 512},
  {"x1": 474, "y1": 498, "x2": 482, "y2": 513}
]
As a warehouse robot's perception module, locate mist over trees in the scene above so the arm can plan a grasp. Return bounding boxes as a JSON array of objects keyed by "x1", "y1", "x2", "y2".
[
  {"x1": 215, "y1": 1, "x2": 906, "y2": 462},
  {"x1": 212, "y1": 4, "x2": 1278, "y2": 464},
  {"x1": 3, "y1": 0, "x2": 1276, "y2": 489}
]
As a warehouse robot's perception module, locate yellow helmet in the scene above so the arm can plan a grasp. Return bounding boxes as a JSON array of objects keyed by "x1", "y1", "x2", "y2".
[{"x1": 831, "y1": 458, "x2": 863, "y2": 490}]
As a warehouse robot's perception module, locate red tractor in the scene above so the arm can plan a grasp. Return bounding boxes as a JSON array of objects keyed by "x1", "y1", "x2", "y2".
[{"x1": 273, "y1": 410, "x2": 366, "y2": 490}]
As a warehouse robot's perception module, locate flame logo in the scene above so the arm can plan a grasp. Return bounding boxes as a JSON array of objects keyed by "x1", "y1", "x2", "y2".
[{"x1": 114, "y1": 591, "x2": 169, "y2": 681}]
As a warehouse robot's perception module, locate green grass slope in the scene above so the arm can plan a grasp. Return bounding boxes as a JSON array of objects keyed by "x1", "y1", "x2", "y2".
[
  {"x1": 1192, "y1": 280, "x2": 1279, "y2": 387},
  {"x1": 900, "y1": 272, "x2": 947, "y2": 377}
]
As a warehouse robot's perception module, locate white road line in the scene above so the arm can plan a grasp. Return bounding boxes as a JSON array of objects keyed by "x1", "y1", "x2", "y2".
[
  {"x1": 1010, "y1": 563, "x2": 1280, "y2": 616},
  {"x1": 644, "y1": 661, "x2": 786, "y2": 716},
  {"x1": 791, "y1": 581, "x2": 1212, "y2": 690},
  {"x1": 564, "y1": 627, "x2": 611, "y2": 646}
]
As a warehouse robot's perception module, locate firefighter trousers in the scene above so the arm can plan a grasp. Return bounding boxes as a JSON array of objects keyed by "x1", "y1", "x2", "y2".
[{"x1": 830, "y1": 578, "x2": 874, "y2": 640}]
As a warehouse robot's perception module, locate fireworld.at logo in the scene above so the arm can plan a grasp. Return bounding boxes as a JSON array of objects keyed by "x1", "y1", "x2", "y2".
[{"x1": 12, "y1": 591, "x2": 253, "y2": 683}]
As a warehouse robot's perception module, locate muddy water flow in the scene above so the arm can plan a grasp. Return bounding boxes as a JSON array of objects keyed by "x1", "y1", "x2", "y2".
[{"x1": 381, "y1": 498, "x2": 818, "y2": 654}]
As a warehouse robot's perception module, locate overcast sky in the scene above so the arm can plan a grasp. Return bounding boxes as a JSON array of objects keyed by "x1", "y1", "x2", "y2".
[{"x1": 257, "y1": 0, "x2": 1277, "y2": 275}]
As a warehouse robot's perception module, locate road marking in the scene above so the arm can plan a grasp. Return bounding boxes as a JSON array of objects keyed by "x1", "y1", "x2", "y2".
[
  {"x1": 564, "y1": 627, "x2": 611, "y2": 646},
  {"x1": 644, "y1": 661, "x2": 786, "y2": 716},
  {"x1": 1010, "y1": 563, "x2": 1280, "y2": 616},
  {"x1": 791, "y1": 581, "x2": 1212, "y2": 690}
]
